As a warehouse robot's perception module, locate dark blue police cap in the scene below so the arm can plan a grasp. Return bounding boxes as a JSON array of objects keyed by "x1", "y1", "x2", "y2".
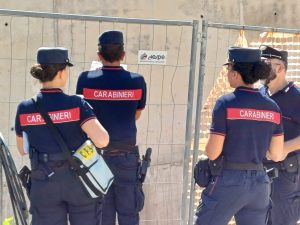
[
  {"x1": 260, "y1": 45, "x2": 288, "y2": 62},
  {"x1": 98, "y1": 30, "x2": 124, "y2": 46},
  {"x1": 225, "y1": 47, "x2": 261, "y2": 65},
  {"x1": 37, "y1": 47, "x2": 73, "y2": 66}
]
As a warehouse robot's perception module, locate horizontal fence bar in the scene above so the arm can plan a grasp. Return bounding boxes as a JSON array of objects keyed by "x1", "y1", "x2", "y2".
[
  {"x1": 0, "y1": 9, "x2": 193, "y2": 26},
  {"x1": 207, "y1": 21, "x2": 300, "y2": 34}
]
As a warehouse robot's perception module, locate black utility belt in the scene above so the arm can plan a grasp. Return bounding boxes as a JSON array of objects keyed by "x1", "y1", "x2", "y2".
[
  {"x1": 264, "y1": 155, "x2": 299, "y2": 173},
  {"x1": 99, "y1": 146, "x2": 139, "y2": 156},
  {"x1": 29, "y1": 148, "x2": 66, "y2": 162},
  {"x1": 223, "y1": 161, "x2": 264, "y2": 171},
  {"x1": 194, "y1": 156, "x2": 265, "y2": 188},
  {"x1": 37, "y1": 152, "x2": 66, "y2": 162},
  {"x1": 209, "y1": 157, "x2": 264, "y2": 175}
]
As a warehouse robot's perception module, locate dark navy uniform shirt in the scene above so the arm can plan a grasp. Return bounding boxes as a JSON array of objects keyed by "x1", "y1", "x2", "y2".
[
  {"x1": 15, "y1": 88, "x2": 96, "y2": 153},
  {"x1": 211, "y1": 86, "x2": 283, "y2": 163},
  {"x1": 76, "y1": 66, "x2": 147, "y2": 148},
  {"x1": 261, "y1": 82, "x2": 300, "y2": 156}
]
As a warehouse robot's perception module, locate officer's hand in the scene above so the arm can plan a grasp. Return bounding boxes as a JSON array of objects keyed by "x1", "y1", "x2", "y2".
[
  {"x1": 281, "y1": 148, "x2": 289, "y2": 161},
  {"x1": 266, "y1": 150, "x2": 284, "y2": 161},
  {"x1": 266, "y1": 151, "x2": 271, "y2": 160}
]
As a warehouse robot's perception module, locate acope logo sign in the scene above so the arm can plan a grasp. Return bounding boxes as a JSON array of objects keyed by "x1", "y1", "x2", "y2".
[
  {"x1": 147, "y1": 54, "x2": 165, "y2": 60},
  {"x1": 140, "y1": 53, "x2": 165, "y2": 61},
  {"x1": 140, "y1": 53, "x2": 148, "y2": 60}
]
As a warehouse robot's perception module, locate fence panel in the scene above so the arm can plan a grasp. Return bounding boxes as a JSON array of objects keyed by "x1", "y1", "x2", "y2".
[
  {"x1": 187, "y1": 20, "x2": 300, "y2": 225},
  {"x1": 0, "y1": 9, "x2": 199, "y2": 225}
]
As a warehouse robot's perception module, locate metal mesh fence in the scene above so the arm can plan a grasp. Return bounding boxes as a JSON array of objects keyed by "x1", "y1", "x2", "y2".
[
  {"x1": 0, "y1": 10, "x2": 199, "y2": 225},
  {"x1": 187, "y1": 21, "x2": 300, "y2": 225}
]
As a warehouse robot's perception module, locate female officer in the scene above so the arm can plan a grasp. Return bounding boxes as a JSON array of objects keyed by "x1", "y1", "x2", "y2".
[
  {"x1": 15, "y1": 47, "x2": 109, "y2": 225},
  {"x1": 195, "y1": 47, "x2": 284, "y2": 225}
]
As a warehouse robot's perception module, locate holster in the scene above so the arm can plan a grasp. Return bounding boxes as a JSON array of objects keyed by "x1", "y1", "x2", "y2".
[
  {"x1": 138, "y1": 148, "x2": 152, "y2": 183},
  {"x1": 209, "y1": 156, "x2": 224, "y2": 176},
  {"x1": 264, "y1": 154, "x2": 300, "y2": 174},
  {"x1": 18, "y1": 165, "x2": 31, "y2": 197},
  {"x1": 194, "y1": 155, "x2": 224, "y2": 188},
  {"x1": 283, "y1": 155, "x2": 298, "y2": 173},
  {"x1": 266, "y1": 167, "x2": 279, "y2": 181},
  {"x1": 194, "y1": 155, "x2": 210, "y2": 188}
]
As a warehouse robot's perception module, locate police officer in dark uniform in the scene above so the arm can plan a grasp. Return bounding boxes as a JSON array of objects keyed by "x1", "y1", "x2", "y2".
[
  {"x1": 195, "y1": 47, "x2": 284, "y2": 225},
  {"x1": 260, "y1": 45, "x2": 300, "y2": 225},
  {"x1": 76, "y1": 31, "x2": 147, "y2": 225},
  {"x1": 15, "y1": 47, "x2": 109, "y2": 225}
]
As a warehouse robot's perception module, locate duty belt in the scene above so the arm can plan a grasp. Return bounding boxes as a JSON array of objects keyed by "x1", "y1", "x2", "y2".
[
  {"x1": 37, "y1": 152, "x2": 66, "y2": 162},
  {"x1": 29, "y1": 148, "x2": 66, "y2": 162},
  {"x1": 99, "y1": 146, "x2": 139, "y2": 156},
  {"x1": 29, "y1": 150, "x2": 67, "y2": 178},
  {"x1": 224, "y1": 161, "x2": 264, "y2": 171}
]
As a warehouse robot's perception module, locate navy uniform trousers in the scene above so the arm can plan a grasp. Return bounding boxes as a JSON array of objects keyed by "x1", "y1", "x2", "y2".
[
  {"x1": 267, "y1": 169, "x2": 300, "y2": 225},
  {"x1": 195, "y1": 170, "x2": 271, "y2": 225},
  {"x1": 102, "y1": 151, "x2": 144, "y2": 225},
  {"x1": 30, "y1": 160, "x2": 102, "y2": 225}
]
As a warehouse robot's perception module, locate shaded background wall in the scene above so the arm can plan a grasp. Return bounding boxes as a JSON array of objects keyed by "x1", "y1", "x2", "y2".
[{"x1": 1, "y1": 0, "x2": 300, "y2": 26}]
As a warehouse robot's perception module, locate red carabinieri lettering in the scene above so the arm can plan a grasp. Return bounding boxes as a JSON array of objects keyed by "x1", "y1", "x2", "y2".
[
  {"x1": 227, "y1": 108, "x2": 280, "y2": 124},
  {"x1": 19, "y1": 107, "x2": 80, "y2": 126},
  {"x1": 83, "y1": 88, "x2": 142, "y2": 101}
]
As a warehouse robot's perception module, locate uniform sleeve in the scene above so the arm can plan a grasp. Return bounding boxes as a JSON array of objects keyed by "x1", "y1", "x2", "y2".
[
  {"x1": 76, "y1": 72, "x2": 84, "y2": 95},
  {"x1": 210, "y1": 99, "x2": 227, "y2": 136},
  {"x1": 79, "y1": 98, "x2": 97, "y2": 126},
  {"x1": 15, "y1": 104, "x2": 23, "y2": 137},
  {"x1": 293, "y1": 113, "x2": 300, "y2": 125},
  {"x1": 273, "y1": 110, "x2": 284, "y2": 136},
  {"x1": 291, "y1": 94, "x2": 300, "y2": 125},
  {"x1": 137, "y1": 78, "x2": 147, "y2": 110}
]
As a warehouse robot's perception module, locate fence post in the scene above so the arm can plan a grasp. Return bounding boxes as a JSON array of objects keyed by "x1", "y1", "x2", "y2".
[
  {"x1": 187, "y1": 19, "x2": 208, "y2": 225},
  {"x1": 181, "y1": 19, "x2": 199, "y2": 225}
]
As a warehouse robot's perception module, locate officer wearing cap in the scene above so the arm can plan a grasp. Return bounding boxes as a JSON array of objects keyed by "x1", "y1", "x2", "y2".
[
  {"x1": 15, "y1": 47, "x2": 109, "y2": 225},
  {"x1": 195, "y1": 47, "x2": 283, "y2": 225},
  {"x1": 261, "y1": 45, "x2": 300, "y2": 225},
  {"x1": 76, "y1": 31, "x2": 147, "y2": 225}
]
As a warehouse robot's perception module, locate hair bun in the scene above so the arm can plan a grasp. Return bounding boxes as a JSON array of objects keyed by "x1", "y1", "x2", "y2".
[{"x1": 30, "y1": 64, "x2": 47, "y2": 82}]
